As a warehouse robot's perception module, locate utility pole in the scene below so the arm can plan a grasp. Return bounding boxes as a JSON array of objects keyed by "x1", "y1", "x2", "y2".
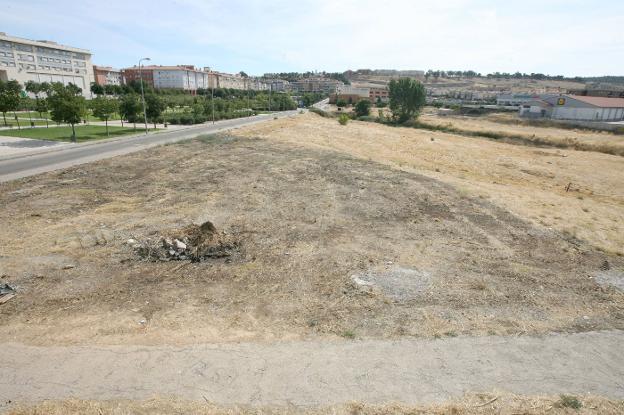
[
  {"x1": 247, "y1": 77, "x2": 250, "y2": 117},
  {"x1": 268, "y1": 83, "x2": 272, "y2": 112},
  {"x1": 211, "y1": 72, "x2": 215, "y2": 124},
  {"x1": 138, "y1": 57, "x2": 151, "y2": 134}
]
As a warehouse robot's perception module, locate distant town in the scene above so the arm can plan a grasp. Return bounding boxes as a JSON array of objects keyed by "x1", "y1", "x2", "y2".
[{"x1": 1, "y1": 31, "x2": 624, "y2": 124}]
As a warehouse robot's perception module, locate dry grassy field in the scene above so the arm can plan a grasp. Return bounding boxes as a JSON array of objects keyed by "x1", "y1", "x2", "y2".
[
  {"x1": 242, "y1": 112, "x2": 624, "y2": 256},
  {"x1": 419, "y1": 111, "x2": 624, "y2": 156},
  {"x1": 1, "y1": 112, "x2": 624, "y2": 414},
  {"x1": 8, "y1": 394, "x2": 624, "y2": 415},
  {"x1": 0, "y1": 113, "x2": 623, "y2": 348}
]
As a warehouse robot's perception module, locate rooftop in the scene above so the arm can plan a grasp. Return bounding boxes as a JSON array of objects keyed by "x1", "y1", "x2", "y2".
[
  {"x1": 0, "y1": 32, "x2": 91, "y2": 54},
  {"x1": 567, "y1": 95, "x2": 624, "y2": 108}
]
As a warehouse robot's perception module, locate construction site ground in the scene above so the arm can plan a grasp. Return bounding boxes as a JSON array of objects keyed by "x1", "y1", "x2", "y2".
[{"x1": 1, "y1": 112, "x2": 623, "y2": 413}]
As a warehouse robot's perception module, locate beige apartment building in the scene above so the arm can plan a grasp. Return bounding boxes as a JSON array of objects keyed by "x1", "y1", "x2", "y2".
[
  {"x1": 93, "y1": 65, "x2": 123, "y2": 86},
  {"x1": 0, "y1": 32, "x2": 94, "y2": 97}
]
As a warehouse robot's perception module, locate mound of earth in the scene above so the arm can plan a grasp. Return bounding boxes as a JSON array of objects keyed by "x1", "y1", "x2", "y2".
[{"x1": 131, "y1": 221, "x2": 239, "y2": 262}]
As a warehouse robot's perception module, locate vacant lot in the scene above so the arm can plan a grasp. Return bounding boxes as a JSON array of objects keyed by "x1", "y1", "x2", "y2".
[
  {"x1": 0, "y1": 125, "x2": 145, "y2": 142},
  {"x1": 240, "y1": 112, "x2": 624, "y2": 256},
  {"x1": 1, "y1": 115, "x2": 623, "y2": 346},
  {"x1": 418, "y1": 111, "x2": 624, "y2": 156}
]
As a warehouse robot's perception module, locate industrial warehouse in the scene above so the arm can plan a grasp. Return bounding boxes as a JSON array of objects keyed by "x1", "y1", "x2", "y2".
[{"x1": 520, "y1": 94, "x2": 624, "y2": 121}]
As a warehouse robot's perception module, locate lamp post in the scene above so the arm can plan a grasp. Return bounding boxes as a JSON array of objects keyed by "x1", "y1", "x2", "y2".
[
  {"x1": 211, "y1": 73, "x2": 215, "y2": 124},
  {"x1": 138, "y1": 57, "x2": 151, "y2": 134}
]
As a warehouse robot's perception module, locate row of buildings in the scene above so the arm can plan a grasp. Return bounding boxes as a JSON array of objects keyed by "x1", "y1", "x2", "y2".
[
  {"x1": 0, "y1": 32, "x2": 293, "y2": 97},
  {"x1": 0, "y1": 32, "x2": 395, "y2": 102}
]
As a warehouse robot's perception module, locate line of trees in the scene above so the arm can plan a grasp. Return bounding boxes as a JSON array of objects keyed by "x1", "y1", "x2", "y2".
[
  {"x1": 423, "y1": 69, "x2": 584, "y2": 83},
  {"x1": 1, "y1": 78, "x2": 299, "y2": 136},
  {"x1": 0, "y1": 79, "x2": 88, "y2": 141}
]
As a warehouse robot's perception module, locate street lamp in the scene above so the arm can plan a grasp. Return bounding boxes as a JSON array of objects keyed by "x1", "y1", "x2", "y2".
[
  {"x1": 138, "y1": 57, "x2": 151, "y2": 134},
  {"x1": 211, "y1": 72, "x2": 215, "y2": 124}
]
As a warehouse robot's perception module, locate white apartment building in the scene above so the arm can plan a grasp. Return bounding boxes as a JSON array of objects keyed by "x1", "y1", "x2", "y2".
[
  {"x1": 0, "y1": 32, "x2": 94, "y2": 97},
  {"x1": 152, "y1": 66, "x2": 210, "y2": 90}
]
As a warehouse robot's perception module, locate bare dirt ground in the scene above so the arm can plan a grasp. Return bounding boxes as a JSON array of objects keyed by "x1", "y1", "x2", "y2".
[
  {"x1": 1, "y1": 112, "x2": 624, "y2": 413},
  {"x1": 1, "y1": 116, "x2": 623, "y2": 347},
  {"x1": 419, "y1": 111, "x2": 624, "y2": 156},
  {"x1": 240, "y1": 112, "x2": 624, "y2": 256}
]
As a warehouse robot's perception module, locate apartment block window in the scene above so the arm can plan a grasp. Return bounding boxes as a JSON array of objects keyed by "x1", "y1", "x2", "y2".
[
  {"x1": 1, "y1": 60, "x2": 16, "y2": 67},
  {"x1": 16, "y1": 44, "x2": 32, "y2": 52},
  {"x1": 18, "y1": 54, "x2": 35, "y2": 62},
  {"x1": 74, "y1": 61, "x2": 86, "y2": 67}
]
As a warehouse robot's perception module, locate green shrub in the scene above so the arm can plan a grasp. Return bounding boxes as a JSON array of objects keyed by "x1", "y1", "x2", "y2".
[
  {"x1": 180, "y1": 114, "x2": 194, "y2": 125},
  {"x1": 556, "y1": 395, "x2": 582, "y2": 409},
  {"x1": 355, "y1": 99, "x2": 371, "y2": 117},
  {"x1": 309, "y1": 107, "x2": 332, "y2": 118},
  {"x1": 357, "y1": 116, "x2": 376, "y2": 122},
  {"x1": 336, "y1": 99, "x2": 347, "y2": 108},
  {"x1": 167, "y1": 115, "x2": 180, "y2": 125},
  {"x1": 338, "y1": 114, "x2": 349, "y2": 125}
]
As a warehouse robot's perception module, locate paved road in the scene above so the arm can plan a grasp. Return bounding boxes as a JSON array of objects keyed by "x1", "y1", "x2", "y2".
[
  {"x1": 1, "y1": 331, "x2": 623, "y2": 408},
  {"x1": 0, "y1": 111, "x2": 299, "y2": 183}
]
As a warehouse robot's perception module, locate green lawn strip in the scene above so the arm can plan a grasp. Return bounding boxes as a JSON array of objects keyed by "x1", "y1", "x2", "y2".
[
  {"x1": 2, "y1": 120, "x2": 52, "y2": 127},
  {"x1": 0, "y1": 125, "x2": 154, "y2": 142}
]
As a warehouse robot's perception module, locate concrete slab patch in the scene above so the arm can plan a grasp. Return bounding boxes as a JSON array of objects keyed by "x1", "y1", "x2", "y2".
[
  {"x1": 351, "y1": 266, "x2": 431, "y2": 301},
  {"x1": 595, "y1": 270, "x2": 624, "y2": 292}
]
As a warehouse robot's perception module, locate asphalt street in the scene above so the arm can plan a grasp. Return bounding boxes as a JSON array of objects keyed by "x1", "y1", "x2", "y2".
[{"x1": 0, "y1": 111, "x2": 299, "y2": 183}]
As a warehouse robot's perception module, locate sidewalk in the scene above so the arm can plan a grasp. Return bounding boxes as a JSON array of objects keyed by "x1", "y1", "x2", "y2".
[{"x1": 1, "y1": 330, "x2": 623, "y2": 408}]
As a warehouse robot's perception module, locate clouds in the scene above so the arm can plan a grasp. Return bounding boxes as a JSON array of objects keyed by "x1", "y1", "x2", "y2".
[{"x1": 0, "y1": 0, "x2": 622, "y2": 76}]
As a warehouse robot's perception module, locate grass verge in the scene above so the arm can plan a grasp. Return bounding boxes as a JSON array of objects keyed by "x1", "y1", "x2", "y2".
[{"x1": 0, "y1": 125, "x2": 150, "y2": 142}]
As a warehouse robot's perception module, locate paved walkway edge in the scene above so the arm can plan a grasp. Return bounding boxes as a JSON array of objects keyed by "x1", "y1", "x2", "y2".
[{"x1": 1, "y1": 331, "x2": 623, "y2": 407}]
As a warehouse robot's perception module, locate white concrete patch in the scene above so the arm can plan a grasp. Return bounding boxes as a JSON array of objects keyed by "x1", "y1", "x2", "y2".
[{"x1": 351, "y1": 266, "x2": 431, "y2": 301}]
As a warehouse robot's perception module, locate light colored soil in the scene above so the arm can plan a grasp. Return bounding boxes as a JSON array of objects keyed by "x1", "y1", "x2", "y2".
[
  {"x1": 419, "y1": 112, "x2": 624, "y2": 156},
  {"x1": 2, "y1": 331, "x2": 624, "y2": 411},
  {"x1": 239, "y1": 112, "x2": 624, "y2": 256},
  {"x1": 0, "y1": 122, "x2": 623, "y2": 346}
]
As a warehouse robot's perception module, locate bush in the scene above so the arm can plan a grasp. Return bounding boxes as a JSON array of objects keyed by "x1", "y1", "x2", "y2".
[
  {"x1": 309, "y1": 107, "x2": 332, "y2": 118},
  {"x1": 180, "y1": 114, "x2": 194, "y2": 125},
  {"x1": 338, "y1": 114, "x2": 349, "y2": 125},
  {"x1": 556, "y1": 395, "x2": 582, "y2": 409},
  {"x1": 355, "y1": 100, "x2": 371, "y2": 117},
  {"x1": 336, "y1": 99, "x2": 347, "y2": 108},
  {"x1": 167, "y1": 115, "x2": 180, "y2": 124},
  {"x1": 357, "y1": 116, "x2": 376, "y2": 122}
]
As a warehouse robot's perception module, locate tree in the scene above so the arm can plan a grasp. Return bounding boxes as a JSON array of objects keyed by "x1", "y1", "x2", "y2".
[
  {"x1": 91, "y1": 96, "x2": 119, "y2": 136},
  {"x1": 336, "y1": 98, "x2": 347, "y2": 108},
  {"x1": 388, "y1": 78, "x2": 426, "y2": 123},
  {"x1": 103, "y1": 84, "x2": 118, "y2": 96},
  {"x1": 25, "y1": 81, "x2": 46, "y2": 127},
  {"x1": 90, "y1": 82, "x2": 105, "y2": 97},
  {"x1": 119, "y1": 94, "x2": 141, "y2": 129},
  {"x1": 354, "y1": 99, "x2": 371, "y2": 117},
  {"x1": 145, "y1": 94, "x2": 165, "y2": 128},
  {"x1": 0, "y1": 80, "x2": 22, "y2": 128},
  {"x1": 47, "y1": 82, "x2": 86, "y2": 142}
]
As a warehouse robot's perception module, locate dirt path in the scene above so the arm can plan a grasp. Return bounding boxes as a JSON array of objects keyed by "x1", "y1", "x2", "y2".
[{"x1": 2, "y1": 331, "x2": 623, "y2": 409}]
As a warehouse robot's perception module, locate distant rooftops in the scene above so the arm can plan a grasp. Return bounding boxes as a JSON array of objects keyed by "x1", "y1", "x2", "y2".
[
  {"x1": 566, "y1": 95, "x2": 624, "y2": 108},
  {"x1": 0, "y1": 32, "x2": 91, "y2": 54}
]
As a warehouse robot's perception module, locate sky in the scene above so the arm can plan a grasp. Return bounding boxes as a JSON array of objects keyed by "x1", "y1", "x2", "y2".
[{"x1": 1, "y1": 0, "x2": 623, "y2": 77}]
